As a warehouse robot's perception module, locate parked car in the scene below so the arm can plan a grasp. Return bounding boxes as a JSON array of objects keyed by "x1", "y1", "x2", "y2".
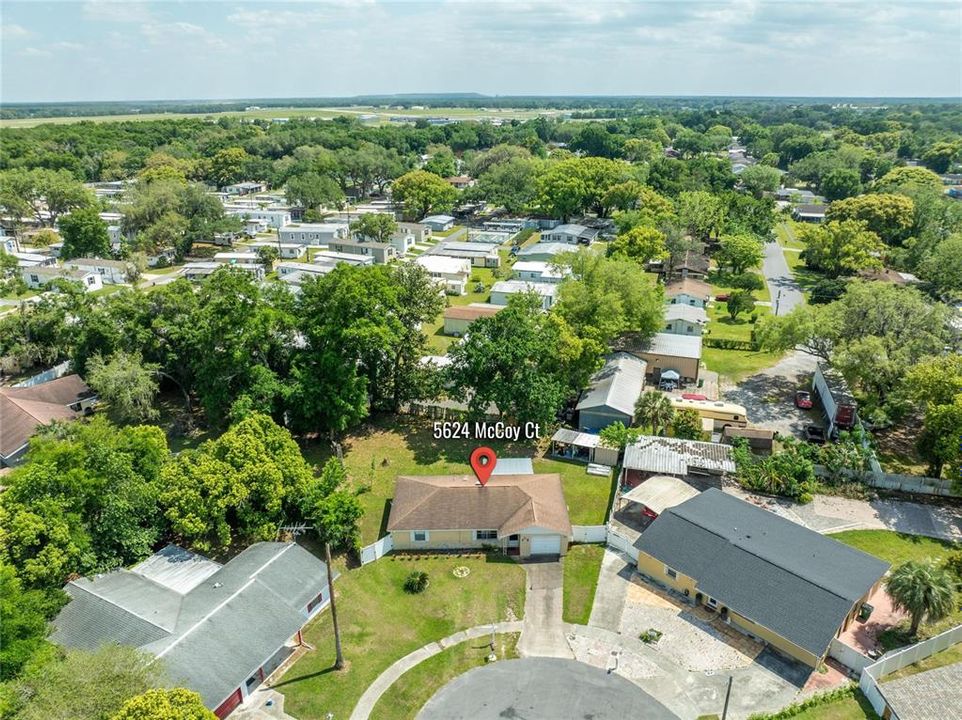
[
  {"x1": 804, "y1": 425, "x2": 826, "y2": 444},
  {"x1": 794, "y1": 391, "x2": 813, "y2": 409},
  {"x1": 715, "y1": 293, "x2": 730, "y2": 302},
  {"x1": 682, "y1": 393, "x2": 708, "y2": 401}
]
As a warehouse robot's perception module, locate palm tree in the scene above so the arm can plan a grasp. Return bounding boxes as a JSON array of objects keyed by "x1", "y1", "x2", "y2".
[
  {"x1": 886, "y1": 561, "x2": 957, "y2": 637},
  {"x1": 635, "y1": 392, "x2": 675, "y2": 436}
]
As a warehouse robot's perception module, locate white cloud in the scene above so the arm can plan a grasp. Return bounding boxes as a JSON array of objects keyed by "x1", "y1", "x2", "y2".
[
  {"x1": 83, "y1": 0, "x2": 151, "y2": 23},
  {"x1": 139, "y1": 21, "x2": 228, "y2": 51},
  {"x1": 19, "y1": 47, "x2": 52, "y2": 58},
  {"x1": 1, "y1": 23, "x2": 30, "y2": 39}
]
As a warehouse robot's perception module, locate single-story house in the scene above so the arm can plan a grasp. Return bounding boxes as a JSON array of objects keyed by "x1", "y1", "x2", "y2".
[
  {"x1": 490, "y1": 280, "x2": 557, "y2": 310},
  {"x1": 387, "y1": 474, "x2": 572, "y2": 557},
  {"x1": 11, "y1": 251, "x2": 55, "y2": 268},
  {"x1": 51, "y1": 542, "x2": 336, "y2": 718},
  {"x1": 24, "y1": 265, "x2": 103, "y2": 292},
  {"x1": 248, "y1": 241, "x2": 306, "y2": 259},
  {"x1": 0, "y1": 374, "x2": 97, "y2": 467},
  {"x1": 635, "y1": 333, "x2": 703, "y2": 384},
  {"x1": 225, "y1": 208, "x2": 291, "y2": 229},
  {"x1": 388, "y1": 231, "x2": 416, "y2": 256},
  {"x1": 442, "y1": 303, "x2": 503, "y2": 336},
  {"x1": 876, "y1": 662, "x2": 962, "y2": 720},
  {"x1": 540, "y1": 223, "x2": 600, "y2": 245},
  {"x1": 276, "y1": 261, "x2": 332, "y2": 279},
  {"x1": 617, "y1": 475, "x2": 700, "y2": 519},
  {"x1": 512, "y1": 260, "x2": 567, "y2": 284},
  {"x1": 775, "y1": 188, "x2": 819, "y2": 203},
  {"x1": 428, "y1": 242, "x2": 500, "y2": 268},
  {"x1": 421, "y1": 215, "x2": 456, "y2": 232},
  {"x1": 224, "y1": 181, "x2": 266, "y2": 196},
  {"x1": 214, "y1": 251, "x2": 260, "y2": 265},
  {"x1": 181, "y1": 262, "x2": 265, "y2": 282},
  {"x1": 445, "y1": 175, "x2": 475, "y2": 190},
  {"x1": 793, "y1": 204, "x2": 828, "y2": 223},
  {"x1": 721, "y1": 426, "x2": 775, "y2": 453},
  {"x1": 667, "y1": 250, "x2": 710, "y2": 280},
  {"x1": 576, "y1": 353, "x2": 646, "y2": 433},
  {"x1": 327, "y1": 239, "x2": 397, "y2": 264},
  {"x1": 243, "y1": 218, "x2": 270, "y2": 237},
  {"x1": 65, "y1": 257, "x2": 133, "y2": 285},
  {"x1": 621, "y1": 435, "x2": 735, "y2": 486},
  {"x1": 278, "y1": 223, "x2": 349, "y2": 245},
  {"x1": 663, "y1": 304, "x2": 708, "y2": 336},
  {"x1": 415, "y1": 255, "x2": 471, "y2": 295},
  {"x1": 549, "y1": 428, "x2": 621, "y2": 466},
  {"x1": 633, "y1": 489, "x2": 889, "y2": 668},
  {"x1": 516, "y1": 242, "x2": 573, "y2": 263},
  {"x1": 857, "y1": 268, "x2": 920, "y2": 285},
  {"x1": 313, "y1": 251, "x2": 374, "y2": 268},
  {"x1": 664, "y1": 278, "x2": 712, "y2": 308},
  {"x1": 397, "y1": 222, "x2": 431, "y2": 243}
]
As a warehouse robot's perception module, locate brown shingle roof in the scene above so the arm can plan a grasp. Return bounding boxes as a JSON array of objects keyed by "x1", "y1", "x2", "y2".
[
  {"x1": 0, "y1": 375, "x2": 92, "y2": 458},
  {"x1": 387, "y1": 474, "x2": 572, "y2": 538},
  {"x1": 443, "y1": 305, "x2": 503, "y2": 321},
  {"x1": 664, "y1": 278, "x2": 712, "y2": 299}
]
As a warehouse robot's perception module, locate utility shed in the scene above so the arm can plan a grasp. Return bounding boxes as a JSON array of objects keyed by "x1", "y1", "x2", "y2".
[
  {"x1": 621, "y1": 435, "x2": 734, "y2": 484},
  {"x1": 576, "y1": 353, "x2": 646, "y2": 432}
]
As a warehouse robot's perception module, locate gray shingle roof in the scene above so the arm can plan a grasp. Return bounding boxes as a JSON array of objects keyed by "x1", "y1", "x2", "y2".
[
  {"x1": 576, "y1": 353, "x2": 646, "y2": 416},
  {"x1": 635, "y1": 489, "x2": 889, "y2": 658},
  {"x1": 51, "y1": 543, "x2": 334, "y2": 709}
]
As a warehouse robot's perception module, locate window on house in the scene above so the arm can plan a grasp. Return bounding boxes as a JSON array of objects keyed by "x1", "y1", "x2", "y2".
[
  {"x1": 665, "y1": 566, "x2": 677, "y2": 579},
  {"x1": 665, "y1": 323, "x2": 672, "y2": 330},
  {"x1": 707, "y1": 596, "x2": 718, "y2": 608},
  {"x1": 475, "y1": 530, "x2": 497, "y2": 541},
  {"x1": 412, "y1": 530, "x2": 428, "y2": 542}
]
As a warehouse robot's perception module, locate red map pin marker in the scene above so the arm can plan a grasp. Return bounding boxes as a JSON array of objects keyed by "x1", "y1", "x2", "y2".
[{"x1": 470, "y1": 447, "x2": 497, "y2": 486}]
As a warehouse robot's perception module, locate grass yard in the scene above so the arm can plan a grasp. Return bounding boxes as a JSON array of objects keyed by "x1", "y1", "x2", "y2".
[
  {"x1": 562, "y1": 544, "x2": 605, "y2": 624},
  {"x1": 423, "y1": 265, "x2": 498, "y2": 354},
  {"x1": 828, "y1": 530, "x2": 960, "y2": 567},
  {"x1": 702, "y1": 346, "x2": 784, "y2": 383},
  {"x1": 280, "y1": 553, "x2": 525, "y2": 720},
  {"x1": 370, "y1": 633, "x2": 520, "y2": 720},
  {"x1": 881, "y1": 641, "x2": 962, "y2": 683},
  {"x1": 829, "y1": 529, "x2": 962, "y2": 649},
  {"x1": 301, "y1": 415, "x2": 614, "y2": 544},
  {"x1": 780, "y1": 693, "x2": 876, "y2": 720}
]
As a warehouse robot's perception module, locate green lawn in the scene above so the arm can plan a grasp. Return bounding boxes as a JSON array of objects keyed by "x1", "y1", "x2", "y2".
[
  {"x1": 828, "y1": 530, "x2": 960, "y2": 567},
  {"x1": 370, "y1": 633, "x2": 520, "y2": 720},
  {"x1": 562, "y1": 544, "x2": 605, "y2": 624},
  {"x1": 431, "y1": 225, "x2": 464, "y2": 238},
  {"x1": 779, "y1": 693, "x2": 876, "y2": 720},
  {"x1": 881, "y1": 642, "x2": 962, "y2": 683},
  {"x1": 702, "y1": 346, "x2": 784, "y2": 383},
  {"x1": 301, "y1": 415, "x2": 613, "y2": 544},
  {"x1": 829, "y1": 530, "x2": 962, "y2": 649},
  {"x1": 281, "y1": 553, "x2": 525, "y2": 720}
]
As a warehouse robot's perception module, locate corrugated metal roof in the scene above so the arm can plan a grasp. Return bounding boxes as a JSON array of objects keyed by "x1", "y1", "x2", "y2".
[
  {"x1": 621, "y1": 476, "x2": 700, "y2": 515},
  {"x1": 623, "y1": 435, "x2": 735, "y2": 475},
  {"x1": 551, "y1": 428, "x2": 602, "y2": 448},
  {"x1": 490, "y1": 457, "x2": 534, "y2": 475},
  {"x1": 639, "y1": 333, "x2": 703, "y2": 360},
  {"x1": 664, "y1": 305, "x2": 708, "y2": 324},
  {"x1": 576, "y1": 353, "x2": 646, "y2": 416}
]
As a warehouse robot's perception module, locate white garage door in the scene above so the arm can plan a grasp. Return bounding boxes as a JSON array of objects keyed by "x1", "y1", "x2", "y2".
[{"x1": 529, "y1": 535, "x2": 561, "y2": 556}]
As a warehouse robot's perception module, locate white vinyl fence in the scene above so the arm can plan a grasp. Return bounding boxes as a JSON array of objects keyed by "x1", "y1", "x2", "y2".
[
  {"x1": 605, "y1": 527, "x2": 636, "y2": 561},
  {"x1": 359, "y1": 535, "x2": 394, "y2": 565},
  {"x1": 13, "y1": 360, "x2": 71, "y2": 387},
  {"x1": 859, "y1": 625, "x2": 962, "y2": 719},
  {"x1": 828, "y1": 637, "x2": 873, "y2": 673},
  {"x1": 571, "y1": 525, "x2": 608, "y2": 543}
]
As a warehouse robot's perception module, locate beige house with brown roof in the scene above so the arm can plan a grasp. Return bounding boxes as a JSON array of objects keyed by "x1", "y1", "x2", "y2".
[
  {"x1": 387, "y1": 474, "x2": 572, "y2": 557},
  {"x1": 664, "y1": 278, "x2": 713, "y2": 308},
  {"x1": 442, "y1": 303, "x2": 503, "y2": 336}
]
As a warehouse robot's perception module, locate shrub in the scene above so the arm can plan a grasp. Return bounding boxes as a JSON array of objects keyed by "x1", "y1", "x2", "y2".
[
  {"x1": 943, "y1": 551, "x2": 962, "y2": 582},
  {"x1": 747, "y1": 684, "x2": 859, "y2": 720},
  {"x1": 728, "y1": 272, "x2": 764, "y2": 291},
  {"x1": 403, "y1": 570, "x2": 429, "y2": 594}
]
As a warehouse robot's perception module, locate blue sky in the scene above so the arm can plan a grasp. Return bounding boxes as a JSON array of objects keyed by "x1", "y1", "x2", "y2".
[{"x1": 2, "y1": 1, "x2": 960, "y2": 103}]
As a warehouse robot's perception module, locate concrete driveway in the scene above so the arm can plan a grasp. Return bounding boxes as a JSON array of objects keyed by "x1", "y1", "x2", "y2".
[
  {"x1": 517, "y1": 559, "x2": 572, "y2": 659},
  {"x1": 762, "y1": 231, "x2": 805, "y2": 317},
  {"x1": 722, "y1": 350, "x2": 820, "y2": 438}
]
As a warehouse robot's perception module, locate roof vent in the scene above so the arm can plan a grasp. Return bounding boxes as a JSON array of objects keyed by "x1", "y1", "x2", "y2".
[{"x1": 213, "y1": 582, "x2": 222, "y2": 589}]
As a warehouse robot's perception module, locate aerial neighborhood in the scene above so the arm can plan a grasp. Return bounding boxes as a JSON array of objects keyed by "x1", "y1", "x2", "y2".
[{"x1": 1, "y1": 6, "x2": 962, "y2": 720}]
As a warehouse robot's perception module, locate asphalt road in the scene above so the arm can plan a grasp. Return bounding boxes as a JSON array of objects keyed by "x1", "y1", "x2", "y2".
[
  {"x1": 418, "y1": 657, "x2": 680, "y2": 720},
  {"x1": 762, "y1": 232, "x2": 805, "y2": 317}
]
